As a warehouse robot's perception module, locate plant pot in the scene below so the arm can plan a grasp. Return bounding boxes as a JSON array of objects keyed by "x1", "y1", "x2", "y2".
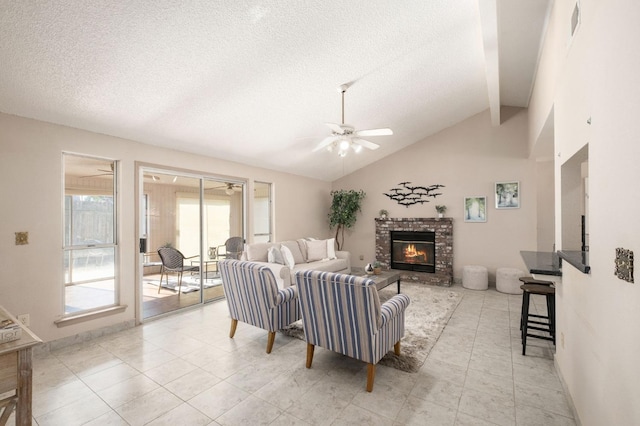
[
  {"x1": 373, "y1": 267, "x2": 382, "y2": 275},
  {"x1": 438, "y1": 213, "x2": 444, "y2": 218}
]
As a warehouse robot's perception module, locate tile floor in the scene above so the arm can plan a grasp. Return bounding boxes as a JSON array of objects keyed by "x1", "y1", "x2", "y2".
[{"x1": 21, "y1": 284, "x2": 575, "y2": 425}]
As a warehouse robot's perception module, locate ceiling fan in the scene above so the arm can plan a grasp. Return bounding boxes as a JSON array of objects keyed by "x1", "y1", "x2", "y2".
[
  {"x1": 313, "y1": 84, "x2": 393, "y2": 157},
  {"x1": 206, "y1": 182, "x2": 242, "y2": 195},
  {"x1": 80, "y1": 163, "x2": 114, "y2": 178}
]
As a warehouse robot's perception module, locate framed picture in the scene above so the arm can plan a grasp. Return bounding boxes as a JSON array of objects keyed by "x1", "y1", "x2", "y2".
[
  {"x1": 464, "y1": 196, "x2": 487, "y2": 222},
  {"x1": 495, "y1": 181, "x2": 520, "y2": 209}
]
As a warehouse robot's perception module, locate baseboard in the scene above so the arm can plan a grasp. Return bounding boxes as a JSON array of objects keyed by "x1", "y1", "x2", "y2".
[
  {"x1": 555, "y1": 355, "x2": 582, "y2": 426},
  {"x1": 34, "y1": 319, "x2": 136, "y2": 356}
]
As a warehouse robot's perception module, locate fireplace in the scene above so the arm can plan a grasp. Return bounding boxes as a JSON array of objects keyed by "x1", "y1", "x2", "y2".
[
  {"x1": 375, "y1": 217, "x2": 453, "y2": 286},
  {"x1": 391, "y1": 231, "x2": 436, "y2": 273}
]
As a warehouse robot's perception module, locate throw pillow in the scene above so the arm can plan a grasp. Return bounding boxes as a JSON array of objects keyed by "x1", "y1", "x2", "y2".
[
  {"x1": 297, "y1": 239, "x2": 309, "y2": 262},
  {"x1": 326, "y1": 238, "x2": 337, "y2": 259},
  {"x1": 306, "y1": 239, "x2": 328, "y2": 262},
  {"x1": 280, "y1": 245, "x2": 295, "y2": 268},
  {"x1": 267, "y1": 246, "x2": 285, "y2": 264},
  {"x1": 281, "y1": 240, "x2": 305, "y2": 264},
  {"x1": 246, "y1": 242, "x2": 274, "y2": 262}
]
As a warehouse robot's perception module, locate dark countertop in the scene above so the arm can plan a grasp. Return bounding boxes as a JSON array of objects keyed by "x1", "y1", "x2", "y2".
[
  {"x1": 557, "y1": 250, "x2": 591, "y2": 274},
  {"x1": 520, "y1": 251, "x2": 562, "y2": 276}
]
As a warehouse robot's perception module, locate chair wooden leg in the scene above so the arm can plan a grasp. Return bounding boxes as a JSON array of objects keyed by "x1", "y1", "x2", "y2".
[
  {"x1": 266, "y1": 331, "x2": 276, "y2": 354},
  {"x1": 306, "y1": 343, "x2": 315, "y2": 368},
  {"x1": 177, "y1": 272, "x2": 182, "y2": 296},
  {"x1": 366, "y1": 364, "x2": 376, "y2": 392},
  {"x1": 394, "y1": 341, "x2": 401, "y2": 356},
  {"x1": 158, "y1": 269, "x2": 164, "y2": 293},
  {"x1": 229, "y1": 319, "x2": 238, "y2": 338}
]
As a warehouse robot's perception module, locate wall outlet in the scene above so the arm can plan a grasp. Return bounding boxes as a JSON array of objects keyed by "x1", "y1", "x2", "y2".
[
  {"x1": 359, "y1": 254, "x2": 364, "y2": 261},
  {"x1": 17, "y1": 314, "x2": 30, "y2": 327}
]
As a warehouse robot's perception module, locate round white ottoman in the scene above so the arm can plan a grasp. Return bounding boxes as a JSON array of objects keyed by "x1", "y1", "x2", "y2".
[
  {"x1": 463, "y1": 265, "x2": 488, "y2": 290},
  {"x1": 496, "y1": 268, "x2": 524, "y2": 294}
]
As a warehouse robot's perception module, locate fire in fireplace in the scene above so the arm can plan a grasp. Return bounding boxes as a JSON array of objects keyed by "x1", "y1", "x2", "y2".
[{"x1": 390, "y1": 230, "x2": 436, "y2": 273}]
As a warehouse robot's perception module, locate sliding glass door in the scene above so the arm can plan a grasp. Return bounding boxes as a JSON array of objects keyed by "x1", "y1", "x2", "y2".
[{"x1": 140, "y1": 167, "x2": 244, "y2": 319}]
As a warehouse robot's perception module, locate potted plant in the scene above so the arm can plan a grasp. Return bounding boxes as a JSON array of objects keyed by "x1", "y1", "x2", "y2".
[
  {"x1": 379, "y1": 209, "x2": 389, "y2": 219},
  {"x1": 373, "y1": 261, "x2": 382, "y2": 275},
  {"x1": 328, "y1": 189, "x2": 366, "y2": 251},
  {"x1": 435, "y1": 205, "x2": 447, "y2": 218}
]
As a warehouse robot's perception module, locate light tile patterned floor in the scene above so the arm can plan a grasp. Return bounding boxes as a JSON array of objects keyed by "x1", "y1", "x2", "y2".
[{"x1": 20, "y1": 285, "x2": 575, "y2": 425}]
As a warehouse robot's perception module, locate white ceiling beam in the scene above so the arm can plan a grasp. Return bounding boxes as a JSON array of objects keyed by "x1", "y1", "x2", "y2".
[{"x1": 478, "y1": 0, "x2": 501, "y2": 126}]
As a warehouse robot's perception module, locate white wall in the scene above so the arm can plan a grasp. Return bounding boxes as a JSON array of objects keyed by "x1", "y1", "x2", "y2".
[
  {"x1": 332, "y1": 108, "x2": 538, "y2": 283},
  {"x1": 0, "y1": 113, "x2": 331, "y2": 343},
  {"x1": 528, "y1": 0, "x2": 640, "y2": 424},
  {"x1": 536, "y1": 159, "x2": 555, "y2": 251}
]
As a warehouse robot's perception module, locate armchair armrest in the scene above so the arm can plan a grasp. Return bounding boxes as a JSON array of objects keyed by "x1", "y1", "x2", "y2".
[
  {"x1": 380, "y1": 294, "x2": 411, "y2": 326},
  {"x1": 276, "y1": 285, "x2": 298, "y2": 304},
  {"x1": 240, "y1": 261, "x2": 292, "y2": 288}
]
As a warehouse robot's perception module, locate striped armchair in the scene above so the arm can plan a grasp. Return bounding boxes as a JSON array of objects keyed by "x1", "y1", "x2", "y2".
[
  {"x1": 295, "y1": 270, "x2": 410, "y2": 392},
  {"x1": 219, "y1": 260, "x2": 300, "y2": 353}
]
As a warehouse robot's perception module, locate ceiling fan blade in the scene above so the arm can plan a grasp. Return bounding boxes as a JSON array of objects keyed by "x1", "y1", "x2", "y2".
[
  {"x1": 80, "y1": 173, "x2": 112, "y2": 178},
  {"x1": 352, "y1": 138, "x2": 380, "y2": 150},
  {"x1": 325, "y1": 122, "x2": 346, "y2": 134},
  {"x1": 313, "y1": 136, "x2": 339, "y2": 152},
  {"x1": 355, "y1": 128, "x2": 393, "y2": 137}
]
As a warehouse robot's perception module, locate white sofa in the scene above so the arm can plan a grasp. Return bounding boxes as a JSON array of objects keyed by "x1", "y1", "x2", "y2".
[{"x1": 241, "y1": 238, "x2": 351, "y2": 289}]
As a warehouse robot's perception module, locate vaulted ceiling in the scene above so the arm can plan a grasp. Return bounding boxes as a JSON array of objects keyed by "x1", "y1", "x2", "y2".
[{"x1": 0, "y1": 1, "x2": 550, "y2": 181}]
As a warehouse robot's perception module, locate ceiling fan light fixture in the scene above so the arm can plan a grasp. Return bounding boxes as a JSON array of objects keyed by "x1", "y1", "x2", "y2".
[
  {"x1": 313, "y1": 83, "x2": 391, "y2": 156},
  {"x1": 225, "y1": 187, "x2": 235, "y2": 195}
]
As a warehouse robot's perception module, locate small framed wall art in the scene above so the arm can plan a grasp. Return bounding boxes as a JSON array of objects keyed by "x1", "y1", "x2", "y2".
[
  {"x1": 495, "y1": 181, "x2": 520, "y2": 209},
  {"x1": 464, "y1": 196, "x2": 487, "y2": 223}
]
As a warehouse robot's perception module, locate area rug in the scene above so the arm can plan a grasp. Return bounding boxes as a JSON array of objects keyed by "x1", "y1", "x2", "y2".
[{"x1": 280, "y1": 282, "x2": 462, "y2": 373}]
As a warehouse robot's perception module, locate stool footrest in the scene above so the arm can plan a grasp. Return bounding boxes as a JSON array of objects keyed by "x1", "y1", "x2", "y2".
[
  {"x1": 528, "y1": 325, "x2": 553, "y2": 333},
  {"x1": 525, "y1": 333, "x2": 554, "y2": 342}
]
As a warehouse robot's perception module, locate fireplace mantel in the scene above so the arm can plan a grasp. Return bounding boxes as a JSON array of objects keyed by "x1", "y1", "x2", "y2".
[{"x1": 375, "y1": 217, "x2": 453, "y2": 286}]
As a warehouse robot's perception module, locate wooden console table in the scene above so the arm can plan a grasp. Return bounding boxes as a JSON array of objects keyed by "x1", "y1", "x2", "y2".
[{"x1": 0, "y1": 307, "x2": 41, "y2": 426}]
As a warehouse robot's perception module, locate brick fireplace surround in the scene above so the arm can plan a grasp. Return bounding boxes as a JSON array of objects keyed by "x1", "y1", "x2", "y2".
[{"x1": 375, "y1": 217, "x2": 453, "y2": 286}]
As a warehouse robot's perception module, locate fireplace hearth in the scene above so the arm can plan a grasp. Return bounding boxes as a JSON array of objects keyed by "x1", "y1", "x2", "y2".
[{"x1": 375, "y1": 217, "x2": 453, "y2": 286}]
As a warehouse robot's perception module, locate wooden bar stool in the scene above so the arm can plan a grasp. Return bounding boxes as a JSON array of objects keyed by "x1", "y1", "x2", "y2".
[{"x1": 520, "y1": 283, "x2": 556, "y2": 355}]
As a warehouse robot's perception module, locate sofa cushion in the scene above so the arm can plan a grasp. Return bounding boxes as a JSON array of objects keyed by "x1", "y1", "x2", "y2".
[
  {"x1": 291, "y1": 258, "x2": 348, "y2": 274},
  {"x1": 306, "y1": 239, "x2": 328, "y2": 262},
  {"x1": 267, "y1": 246, "x2": 285, "y2": 264},
  {"x1": 281, "y1": 240, "x2": 305, "y2": 265},
  {"x1": 246, "y1": 242, "x2": 275, "y2": 262}
]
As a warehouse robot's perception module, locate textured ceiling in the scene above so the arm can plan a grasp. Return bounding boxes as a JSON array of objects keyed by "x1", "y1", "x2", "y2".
[{"x1": 0, "y1": 1, "x2": 550, "y2": 181}]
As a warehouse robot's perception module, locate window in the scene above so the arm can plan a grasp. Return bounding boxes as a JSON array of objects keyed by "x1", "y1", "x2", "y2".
[
  {"x1": 63, "y1": 154, "x2": 118, "y2": 314},
  {"x1": 253, "y1": 181, "x2": 272, "y2": 243}
]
